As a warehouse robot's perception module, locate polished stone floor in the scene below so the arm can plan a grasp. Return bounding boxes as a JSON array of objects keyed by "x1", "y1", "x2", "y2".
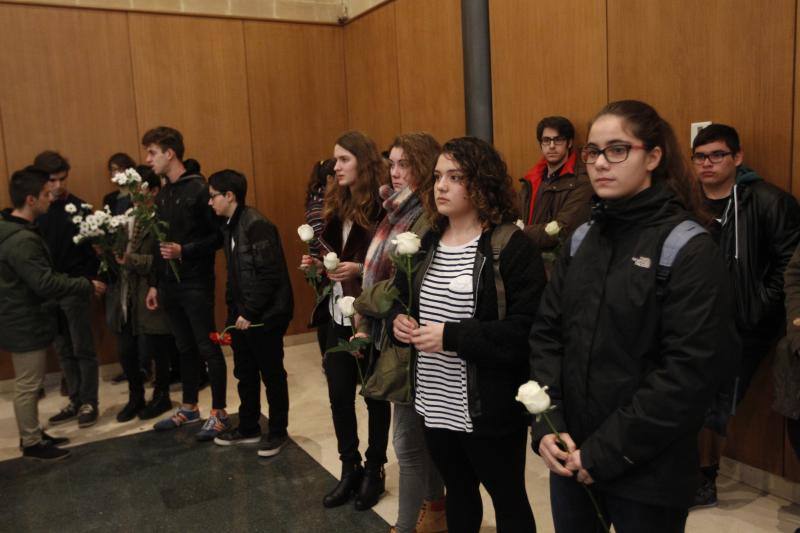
[{"x1": 1, "y1": 340, "x2": 800, "y2": 532}]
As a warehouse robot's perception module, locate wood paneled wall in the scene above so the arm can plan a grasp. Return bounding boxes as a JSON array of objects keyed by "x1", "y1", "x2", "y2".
[
  {"x1": 490, "y1": 0, "x2": 608, "y2": 180},
  {"x1": 344, "y1": 0, "x2": 465, "y2": 151}
]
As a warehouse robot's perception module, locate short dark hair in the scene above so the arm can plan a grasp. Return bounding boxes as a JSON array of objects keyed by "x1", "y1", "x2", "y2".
[
  {"x1": 208, "y1": 169, "x2": 247, "y2": 204},
  {"x1": 141, "y1": 126, "x2": 185, "y2": 160},
  {"x1": 135, "y1": 164, "x2": 161, "y2": 192},
  {"x1": 10, "y1": 166, "x2": 50, "y2": 208},
  {"x1": 536, "y1": 116, "x2": 575, "y2": 142},
  {"x1": 108, "y1": 152, "x2": 136, "y2": 172},
  {"x1": 33, "y1": 150, "x2": 70, "y2": 175},
  {"x1": 692, "y1": 123, "x2": 741, "y2": 153}
]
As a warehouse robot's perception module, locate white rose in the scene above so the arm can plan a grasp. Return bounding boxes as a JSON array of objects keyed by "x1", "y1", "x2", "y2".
[
  {"x1": 323, "y1": 252, "x2": 340, "y2": 271},
  {"x1": 515, "y1": 219, "x2": 525, "y2": 230},
  {"x1": 515, "y1": 380, "x2": 551, "y2": 415},
  {"x1": 544, "y1": 221, "x2": 561, "y2": 237},
  {"x1": 64, "y1": 203, "x2": 77, "y2": 214},
  {"x1": 391, "y1": 231, "x2": 421, "y2": 255},
  {"x1": 297, "y1": 224, "x2": 315, "y2": 243},
  {"x1": 337, "y1": 296, "x2": 356, "y2": 318}
]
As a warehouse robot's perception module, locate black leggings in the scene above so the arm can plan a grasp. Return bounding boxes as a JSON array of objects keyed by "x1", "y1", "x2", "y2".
[
  {"x1": 323, "y1": 321, "x2": 390, "y2": 467},
  {"x1": 424, "y1": 425, "x2": 535, "y2": 533}
]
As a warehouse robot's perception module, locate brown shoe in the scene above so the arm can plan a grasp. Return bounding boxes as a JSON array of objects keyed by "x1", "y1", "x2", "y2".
[{"x1": 415, "y1": 497, "x2": 447, "y2": 533}]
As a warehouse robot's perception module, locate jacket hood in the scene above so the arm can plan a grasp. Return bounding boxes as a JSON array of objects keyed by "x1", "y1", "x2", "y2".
[
  {"x1": 0, "y1": 211, "x2": 27, "y2": 246},
  {"x1": 522, "y1": 151, "x2": 578, "y2": 185},
  {"x1": 735, "y1": 165, "x2": 762, "y2": 185}
]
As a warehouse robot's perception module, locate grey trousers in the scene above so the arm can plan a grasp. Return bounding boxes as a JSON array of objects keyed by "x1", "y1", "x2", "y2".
[
  {"x1": 12, "y1": 349, "x2": 47, "y2": 447},
  {"x1": 55, "y1": 293, "x2": 99, "y2": 406},
  {"x1": 393, "y1": 402, "x2": 445, "y2": 533}
]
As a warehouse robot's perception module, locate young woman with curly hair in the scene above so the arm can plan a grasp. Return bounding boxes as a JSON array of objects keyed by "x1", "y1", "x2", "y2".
[
  {"x1": 390, "y1": 136, "x2": 546, "y2": 532},
  {"x1": 301, "y1": 130, "x2": 391, "y2": 510}
]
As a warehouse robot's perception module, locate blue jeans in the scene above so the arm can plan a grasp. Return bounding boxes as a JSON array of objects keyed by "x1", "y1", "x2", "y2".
[
  {"x1": 549, "y1": 473, "x2": 688, "y2": 533},
  {"x1": 160, "y1": 283, "x2": 227, "y2": 409},
  {"x1": 55, "y1": 293, "x2": 98, "y2": 406}
]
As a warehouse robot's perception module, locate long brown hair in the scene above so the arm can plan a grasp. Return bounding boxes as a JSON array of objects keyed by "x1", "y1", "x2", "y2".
[
  {"x1": 591, "y1": 100, "x2": 707, "y2": 221},
  {"x1": 389, "y1": 132, "x2": 441, "y2": 190},
  {"x1": 323, "y1": 131, "x2": 385, "y2": 228},
  {"x1": 421, "y1": 137, "x2": 519, "y2": 232}
]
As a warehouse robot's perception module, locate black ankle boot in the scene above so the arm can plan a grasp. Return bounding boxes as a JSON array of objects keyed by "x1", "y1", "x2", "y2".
[
  {"x1": 354, "y1": 464, "x2": 385, "y2": 511},
  {"x1": 138, "y1": 391, "x2": 172, "y2": 420},
  {"x1": 116, "y1": 395, "x2": 145, "y2": 422},
  {"x1": 323, "y1": 462, "x2": 363, "y2": 508}
]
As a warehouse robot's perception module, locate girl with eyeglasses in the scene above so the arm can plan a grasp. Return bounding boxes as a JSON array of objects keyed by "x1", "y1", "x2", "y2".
[{"x1": 529, "y1": 100, "x2": 739, "y2": 532}]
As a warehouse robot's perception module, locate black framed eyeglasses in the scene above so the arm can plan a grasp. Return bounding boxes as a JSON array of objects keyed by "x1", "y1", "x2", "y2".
[
  {"x1": 580, "y1": 144, "x2": 646, "y2": 164},
  {"x1": 540, "y1": 136, "x2": 568, "y2": 147},
  {"x1": 691, "y1": 151, "x2": 733, "y2": 165}
]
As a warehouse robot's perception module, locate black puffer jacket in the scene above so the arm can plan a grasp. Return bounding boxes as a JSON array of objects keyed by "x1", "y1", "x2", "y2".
[
  {"x1": 529, "y1": 182, "x2": 739, "y2": 508},
  {"x1": 389, "y1": 224, "x2": 546, "y2": 435},
  {"x1": 153, "y1": 168, "x2": 222, "y2": 287},
  {"x1": 222, "y1": 206, "x2": 293, "y2": 334},
  {"x1": 717, "y1": 166, "x2": 800, "y2": 334}
]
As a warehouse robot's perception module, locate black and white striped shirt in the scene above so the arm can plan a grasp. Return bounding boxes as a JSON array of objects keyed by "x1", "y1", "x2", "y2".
[{"x1": 414, "y1": 236, "x2": 479, "y2": 432}]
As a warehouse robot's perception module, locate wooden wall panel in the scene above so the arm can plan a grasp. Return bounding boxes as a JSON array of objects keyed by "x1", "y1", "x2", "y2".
[
  {"x1": 243, "y1": 20, "x2": 348, "y2": 335},
  {"x1": 0, "y1": 116, "x2": 8, "y2": 211},
  {"x1": 0, "y1": 4, "x2": 141, "y2": 373},
  {"x1": 490, "y1": 0, "x2": 607, "y2": 181},
  {"x1": 794, "y1": 0, "x2": 800, "y2": 199},
  {"x1": 608, "y1": 0, "x2": 795, "y2": 191},
  {"x1": 128, "y1": 13, "x2": 254, "y2": 329},
  {"x1": 0, "y1": 4, "x2": 140, "y2": 208},
  {"x1": 344, "y1": 1, "x2": 400, "y2": 149},
  {"x1": 395, "y1": 0, "x2": 465, "y2": 143}
]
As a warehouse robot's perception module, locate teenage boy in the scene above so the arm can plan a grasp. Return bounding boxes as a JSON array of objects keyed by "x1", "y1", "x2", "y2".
[
  {"x1": 519, "y1": 116, "x2": 592, "y2": 251},
  {"x1": 0, "y1": 167, "x2": 105, "y2": 460},
  {"x1": 142, "y1": 126, "x2": 228, "y2": 441},
  {"x1": 691, "y1": 123, "x2": 800, "y2": 507},
  {"x1": 207, "y1": 170, "x2": 293, "y2": 457},
  {"x1": 34, "y1": 151, "x2": 102, "y2": 428}
]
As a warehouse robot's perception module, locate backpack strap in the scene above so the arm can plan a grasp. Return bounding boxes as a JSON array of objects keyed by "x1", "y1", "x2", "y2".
[
  {"x1": 490, "y1": 223, "x2": 519, "y2": 320},
  {"x1": 656, "y1": 220, "x2": 707, "y2": 297},
  {"x1": 569, "y1": 222, "x2": 592, "y2": 257}
]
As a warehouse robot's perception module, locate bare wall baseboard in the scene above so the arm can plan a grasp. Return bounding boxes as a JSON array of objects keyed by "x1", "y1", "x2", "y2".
[{"x1": 721, "y1": 456, "x2": 800, "y2": 504}]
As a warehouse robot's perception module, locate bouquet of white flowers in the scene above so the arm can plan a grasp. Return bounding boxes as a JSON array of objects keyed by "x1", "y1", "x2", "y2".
[{"x1": 69, "y1": 203, "x2": 130, "y2": 275}]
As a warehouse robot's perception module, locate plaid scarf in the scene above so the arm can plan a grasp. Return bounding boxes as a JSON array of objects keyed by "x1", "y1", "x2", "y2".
[{"x1": 362, "y1": 186, "x2": 422, "y2": 289}]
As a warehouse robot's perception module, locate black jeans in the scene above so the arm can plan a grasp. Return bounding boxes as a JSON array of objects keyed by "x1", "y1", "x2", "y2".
[
  {"x1": 160, "y1": 283, "x2": 226, "y2": 409},
  {"x1": 119, "y1": 324, "x2": 173, "y2": 399},
  {"x1": 323, "y1": 321, "x2": 390, "y2": 467},
  {"x1": 425, "y1": 426, "x2": 535, "y2": 533},
  {"x1": 230, "y1": 326, "x2": 289, "y2": 437},
  {"x1": 549, "y1": 473, "x2": 688, "y2": 533},
  {"x1": 55, "y1": 293, "x2": 98, "y2": 406}
]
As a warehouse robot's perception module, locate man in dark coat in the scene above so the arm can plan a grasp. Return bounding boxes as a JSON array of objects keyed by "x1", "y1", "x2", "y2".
[{"x1": 691, "y1": 123, "x2": 800, "y2": 507}]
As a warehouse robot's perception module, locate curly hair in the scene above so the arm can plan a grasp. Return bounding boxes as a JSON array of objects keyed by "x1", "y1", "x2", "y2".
[
  {"x1": 323, "y1": 131, "x2": 385, "y2": 228},
  {"x1": 388, "y1": 132, "x2": 441, "y2": 190},
  {"x1": 421, "y1": 137, "x2": 519, "y2": 232}
]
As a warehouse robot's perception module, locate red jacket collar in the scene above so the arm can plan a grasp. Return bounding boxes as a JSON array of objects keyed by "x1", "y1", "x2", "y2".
[{"x1": 523, "y1": 151, "x2": 577, "y2": 185}]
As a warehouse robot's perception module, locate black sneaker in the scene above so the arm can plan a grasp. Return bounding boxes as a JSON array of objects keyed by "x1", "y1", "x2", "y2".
[
  {"x1": 257, "y1": 434, "x2": 288, "y2": 457},
  {"x1": 22, "y1": 441, "x2": 71, "y2": 461},
  {"x1": 77, "y1": 403, "x2": 98, "y2": 428},
  {"x1": 111, "y1": 372, "x2": 127, "y2": 384},
  {"x1": 139, "y1": 393, "x2": 172, "y2": 420},
  {"x1": 690, "y1": 477, "x2": 718, "y2": 510},
  {"x1": 49, "y1": 403, "x2": 79, "y2": 425},
  {"x1": 214, "y1": 429, "x2": 261, "y2": 447}
]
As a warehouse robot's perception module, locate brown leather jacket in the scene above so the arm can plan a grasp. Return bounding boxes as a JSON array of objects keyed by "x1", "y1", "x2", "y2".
[{"x1": 519, "y1": 152, "x2": 593, "y2": 250}]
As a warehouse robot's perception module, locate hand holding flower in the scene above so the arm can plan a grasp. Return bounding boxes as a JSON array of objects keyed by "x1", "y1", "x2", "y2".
[
  {"x1": 393, "y1": 313, "x2": 419, "y2": 344},
  {"x1": 235, "y1": 316, "x2": 252, "y2": 330},
  {"x1": 327, "y1": 261, "x2": 361, "y2": 282},
  {"x1": 565, "y1": 450, "x2": 594, "y2": 485}
]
